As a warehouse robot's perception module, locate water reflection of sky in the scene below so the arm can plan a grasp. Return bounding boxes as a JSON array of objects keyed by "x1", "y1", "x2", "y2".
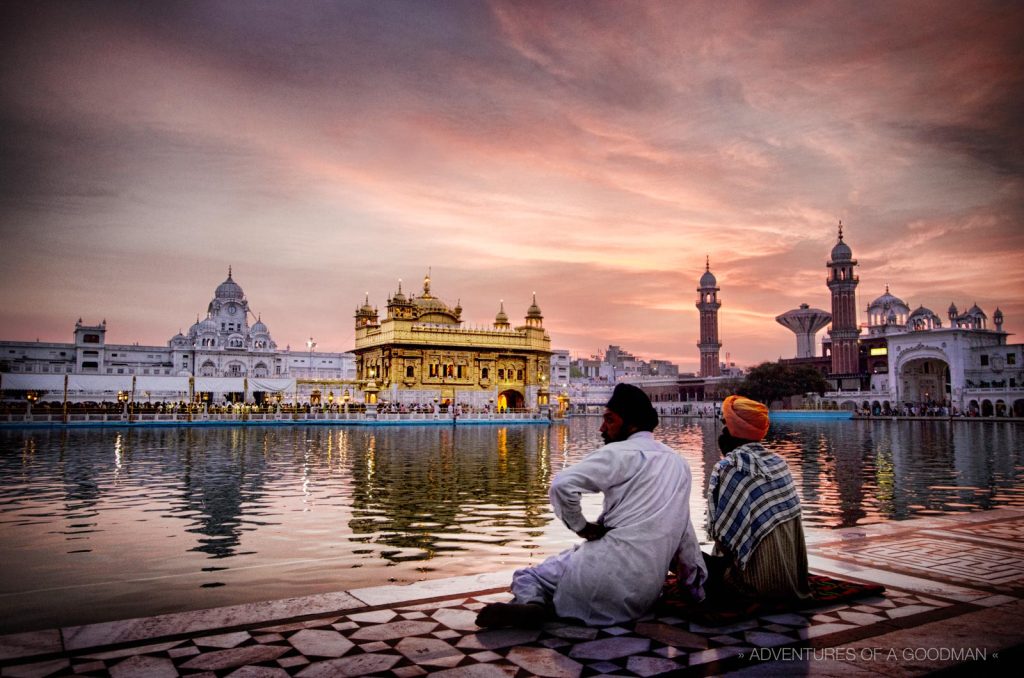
[{"x1": 0, "y1": 419, "x2": 1020, "y2": 633}]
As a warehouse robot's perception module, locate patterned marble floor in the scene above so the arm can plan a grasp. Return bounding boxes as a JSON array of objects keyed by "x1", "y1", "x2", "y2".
[{"x1": 2, "y1": 507, "x2": 1021, "y2": 678}]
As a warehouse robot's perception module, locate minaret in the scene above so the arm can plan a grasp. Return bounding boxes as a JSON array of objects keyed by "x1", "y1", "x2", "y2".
[
  {"x1": 696, "y1": 257, "x2": 722, "y2": 377},
  {"x1": 826, "y1": 222, "x2": 861, "y2": 375}
]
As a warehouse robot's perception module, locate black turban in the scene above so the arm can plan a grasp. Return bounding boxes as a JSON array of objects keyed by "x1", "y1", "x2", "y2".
[{"x1": 606, "y1": 383, "x2": 659, "y2": 432}]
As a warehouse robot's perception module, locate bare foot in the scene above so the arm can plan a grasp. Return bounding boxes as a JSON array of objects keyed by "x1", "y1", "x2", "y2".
[{"x1": 475, "y1": 602, "x2": 547, "y2": 628}]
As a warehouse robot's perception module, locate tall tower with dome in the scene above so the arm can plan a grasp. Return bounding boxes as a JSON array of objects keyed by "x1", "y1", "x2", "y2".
[
  {"x1": 826, "y1": 222, "x2": 861, "y2": 376},
  {"x1": 696, "y1": 257, "x2": 722, "y2": 377}
]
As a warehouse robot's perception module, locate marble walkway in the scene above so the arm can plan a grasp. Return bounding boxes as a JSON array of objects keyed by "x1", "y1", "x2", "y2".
[{"x1": 2, "y1": 508, "x2": 1022, "y2": 677}]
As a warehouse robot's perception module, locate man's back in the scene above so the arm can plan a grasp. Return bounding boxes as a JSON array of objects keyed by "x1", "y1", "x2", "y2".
[{"x1": 546, "y1": 432, "x2": 701, "y2": 625}]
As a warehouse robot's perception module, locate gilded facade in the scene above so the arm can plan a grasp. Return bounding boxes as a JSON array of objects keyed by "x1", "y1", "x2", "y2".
[{"x1": 353, "y1": 274, "x2": 551, "y2": 410}]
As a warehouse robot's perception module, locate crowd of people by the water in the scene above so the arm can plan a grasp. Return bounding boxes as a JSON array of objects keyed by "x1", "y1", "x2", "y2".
[
  {"x1": 856, "y1": 401, "x2": 1016, "y2": 417},
  {"x1": 1, "y1": 398, "x2": 531, "y2": 417}
]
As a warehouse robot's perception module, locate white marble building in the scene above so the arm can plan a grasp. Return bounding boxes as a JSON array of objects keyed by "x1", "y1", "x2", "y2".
[
  {"x1": 1, "y1": 270, "x2": 355, "y2": 401},
  {"x1": 833, "y1": 287, "x2": 1022, "y2": 416}
]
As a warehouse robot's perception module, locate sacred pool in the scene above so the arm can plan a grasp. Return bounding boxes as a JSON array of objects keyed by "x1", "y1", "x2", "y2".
[{"x1": 0, "y1": 418, "x2": 1020, "y2": 634}]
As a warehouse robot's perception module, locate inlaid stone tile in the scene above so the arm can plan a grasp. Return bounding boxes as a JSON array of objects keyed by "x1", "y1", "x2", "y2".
[
  {"x1": 634, "y1": 622, "x2": 707, "y2": 650},
  {"x1": 885, "y1": 604, "x2": 937, "y2": 619},
  {"x1": 288, "y1": 629, "x2": 354, "y2": 657},
  {"x1": 276, "y1": 655, "x2": 309, "y2": 668},
  {"x1": 456, "y1": 628, "x2": 541, "y2": 650},
  {"x1": 393, "y1": 666, "x2": 429, "y2": 677},
  {"x1": 627, "y1": 655, "x2": 681, "y2": 677},
  {"x1": 346, "y1": 609, "x2": 397, "y2": 624},
  {"x1": 0, "y1": 629, "x2": 62, "y2": 662},
  {"x1": 2, "y1": 658, "x2": 71, "y2": 678},
  {"x1": 433, "y1": 629, "x2": 461, "y2": 640},
  {"x1": 689, "y1": 619, "x2": 758, "y2": 634},
  {"x1": 430, "y1": 664, "x2": 517, "y2": 677},
  {"x1": 72, "y1": 660, "x2": 105, "y2": 674},
  {"x1": 506, "y1": 646, "x2": 583, "y2": 678},
  {"x1": 543, "y1": 623, "x2": 598, "y2": 641},
  {"x1": 837, "y1": 610, "x2": 887, "y2": 625},
  {"x1": 603, "y1": 626, "x2": 630, "y2": 636},
  {"x1": 744, "y1": 630, "x2": 794, "y2": 647},
  {"x1": 195, "y1": 630, "x2": 251, "y2": 648},
  {"x1": 253, "y1": 633, "x2": 284, "y2": 643},
  {"x1": 688, "y1": 645, "x2": 747, "y2": 666},
  {"x1": 710, "y1": 635, "x2": 743, "y2": 645},
  {"x1": 109, "y1": 655, "x2": 177, "y2": 678},
  {"x1": 760, "y1": 613, "x2": 811, "y2": 627},
  {"x1": 432, "y1": 607, "x2": 480, "y2": 630},
  {"x1": 796, "y1": 622, "x2": 856, "y2": 640},
  {"x1": 296, "y1": 652, "x2": 401, "y2": 678},
  {"x1": 256, "y1": 619, "x2": 336, "y2": 634},
  {"x1": 540, "y1": 637, "x2": 571, "y2": 648},
  {"x1": 79, "y1": 640, "x2": 184, "y2": 660},
  {"x1": 972, "y1": 594, "x2": 1017, "y2": 607},
  {"x1": 583, "y1": 660, "x2": 622, "y2": 673},
  {"x1": 654, "y1": 646, "x2": 688, "y2": 659},
  {"x1": 168, "y1": 645, "x2": 200, "y2": 658},
  {"x1": 401, "y1": 611, "x2": 428, "y2": 619},
  {"x1": 358, "y1": 641, "x2": 389, "y2": 652},
  {"x1": 179, "y1": 644, "x2": 289, "y2": 671},
  {"x1": 396, "y1": 637, "x2": 464, "y2": 667},
  {"x1": 350, "y1": 619, "x2": 438, "y2": 641},
  {"x1": 567, "y1": 636, "x2": 650, "y2": 660},
  {"x1": 399, "y1": 599, "x2": 466, "y2": 611},
  {"x1": 225, "y1": 667, "x2": 291, "y2": 678},
  {"x1": 330, "y1": 621, "x2": 358, "y2": 631}
]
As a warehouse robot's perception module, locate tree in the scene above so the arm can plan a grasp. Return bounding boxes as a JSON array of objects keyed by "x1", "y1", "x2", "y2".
[{"x1": 737, "y1": 361, "x2": 829, "y2": 407}]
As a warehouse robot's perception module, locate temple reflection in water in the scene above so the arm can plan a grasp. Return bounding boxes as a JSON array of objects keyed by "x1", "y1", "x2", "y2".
[{"x1": 0, "y1": 419, "x2": 1020, "y2": 632}]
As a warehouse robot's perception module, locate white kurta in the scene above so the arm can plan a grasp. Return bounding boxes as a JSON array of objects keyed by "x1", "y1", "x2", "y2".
[{"x1": 511, "y1": 431, "x2": 705, "y2": 625}]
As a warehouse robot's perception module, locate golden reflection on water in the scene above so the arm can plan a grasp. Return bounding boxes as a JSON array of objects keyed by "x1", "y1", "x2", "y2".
[{"x1": 0, "y1": 419, "x2": 1021, "y2": 634}]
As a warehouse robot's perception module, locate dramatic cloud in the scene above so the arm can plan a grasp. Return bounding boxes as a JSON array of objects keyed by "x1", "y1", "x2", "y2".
[{"x1": 1, "y1": 0, "x2": 1021, "y2": 369}]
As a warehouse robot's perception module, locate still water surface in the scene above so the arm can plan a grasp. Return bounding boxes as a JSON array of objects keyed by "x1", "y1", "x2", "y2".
[{"x1": 1, "y1": 418, "x2": 1021, "y2": 632}]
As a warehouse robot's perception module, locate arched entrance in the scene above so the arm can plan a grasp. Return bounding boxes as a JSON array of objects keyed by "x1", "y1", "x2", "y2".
[
  {"x1": 497, "y1": 389, "x2": 524, "y2": 412},
  {"x1": 1014, "y1": 399, "x2": 1024, "y2": 417},
  {"x1": 897, "y1": 356, "x2": 950, "y2": 407}
]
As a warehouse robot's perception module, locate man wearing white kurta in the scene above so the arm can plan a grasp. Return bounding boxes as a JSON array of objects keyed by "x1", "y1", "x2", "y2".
[{"x1": 477, "y1": 383, "x2": 706, "y2": 627}]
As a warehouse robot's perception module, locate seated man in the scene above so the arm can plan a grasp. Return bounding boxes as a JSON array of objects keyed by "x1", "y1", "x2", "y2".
[
  {"x1": 705, "y1": 395, "x2": 810, "y2": 604},
  {"x1": 477, "y1": 383, "x2": 706, "y2": 627}
]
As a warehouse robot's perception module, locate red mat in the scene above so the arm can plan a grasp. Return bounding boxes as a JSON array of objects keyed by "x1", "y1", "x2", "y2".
[{"x1": 656, "y1": 573, "x2": 886, "y2": 625}]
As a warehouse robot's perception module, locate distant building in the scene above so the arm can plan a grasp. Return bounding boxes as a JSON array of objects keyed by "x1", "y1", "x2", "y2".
[
  {"x1": 352, "y1": 273, "x2": 552, "y2": 410},
  {"x1": 549, "y1": 349, "x2": 571, "y2": 389},
  {"x1": 811, "y1": 226, "x2": 1022, "y2": 415},
  {"x1": 696, "y1": 257, "x2": 722, "y2": 377},
  {"x1": 0, "y1": 269, "x2": 355, "y2": 403}
]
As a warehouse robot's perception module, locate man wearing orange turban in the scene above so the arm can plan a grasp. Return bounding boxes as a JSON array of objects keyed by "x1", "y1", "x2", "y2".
[{"x1": 705, "y1": 395, "x2": 810, "y2": 605}]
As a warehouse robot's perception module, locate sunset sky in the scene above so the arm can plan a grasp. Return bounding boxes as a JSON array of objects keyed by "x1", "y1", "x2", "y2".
[{"x1": 2, "y1": 1, "x2": 1022, "y2": 372}]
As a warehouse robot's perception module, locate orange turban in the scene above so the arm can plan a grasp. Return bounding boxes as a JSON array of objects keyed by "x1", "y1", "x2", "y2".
[{"x1": 722, "y1": 395, "x2": 769, "y2": 441}]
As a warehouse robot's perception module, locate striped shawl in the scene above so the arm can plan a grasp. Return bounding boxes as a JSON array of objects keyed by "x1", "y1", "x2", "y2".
[{"x1": 707, "y1": 442, "x2": 801, "y2": 570}]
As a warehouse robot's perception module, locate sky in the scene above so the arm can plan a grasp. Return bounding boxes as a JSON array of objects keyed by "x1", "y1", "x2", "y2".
[{"x1": 1, "y1": 1, "x2": 1022, "y2": 372}]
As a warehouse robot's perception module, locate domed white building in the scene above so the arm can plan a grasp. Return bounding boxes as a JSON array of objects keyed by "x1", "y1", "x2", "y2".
[
  {"x1": 814, "y1": 228, "x2": 1021, "y2": 417},
  {"x1": 0, "y1": 269, "x2": 355, "y2": 404}
]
